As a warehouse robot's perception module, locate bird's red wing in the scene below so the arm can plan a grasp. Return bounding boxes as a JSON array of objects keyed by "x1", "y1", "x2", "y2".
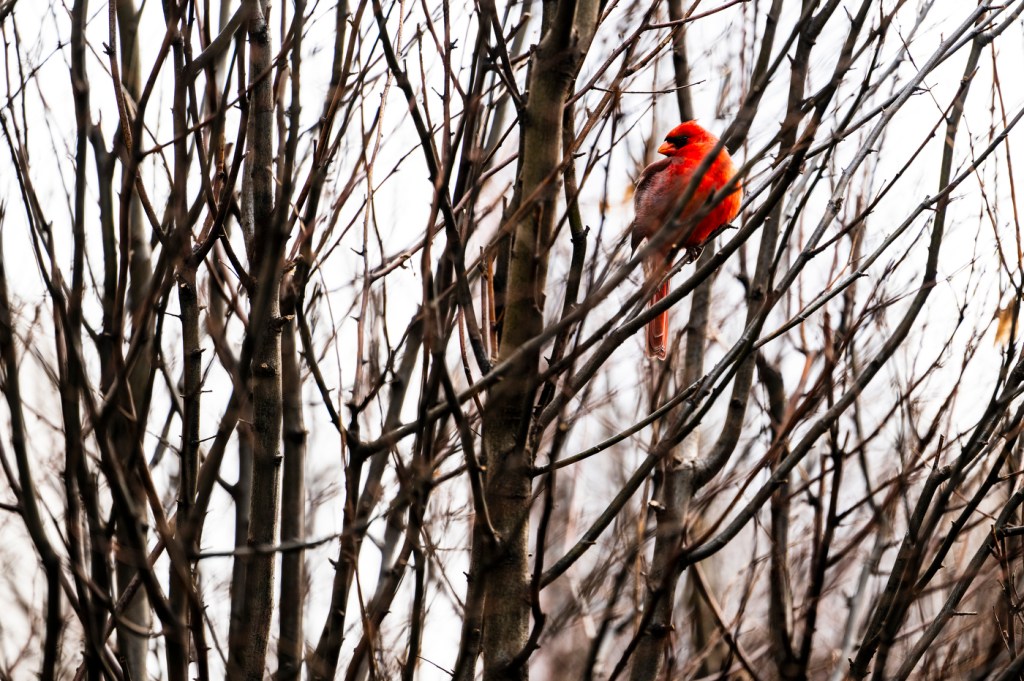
[
  {"x1": 635, "y1": 157, "x2": 673, "y2": 198},
  {"x1": 631, "y1": 157, "x2": 674, "y2": 250}
]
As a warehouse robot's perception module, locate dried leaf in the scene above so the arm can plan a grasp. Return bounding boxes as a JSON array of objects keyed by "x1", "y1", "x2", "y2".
[{"x1": 995, "y1": 302, "x2": 1017, "y2": 346}]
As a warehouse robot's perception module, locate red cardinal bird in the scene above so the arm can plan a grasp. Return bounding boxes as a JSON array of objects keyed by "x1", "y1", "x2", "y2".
[{"x1": 631, "y1": 121, "x2": 742, "y2": 359}]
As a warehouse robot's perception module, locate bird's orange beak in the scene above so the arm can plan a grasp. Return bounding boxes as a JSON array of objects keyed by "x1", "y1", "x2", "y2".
[{"x1": 657, "y1": 141, "x2": 675, "y2": 155}]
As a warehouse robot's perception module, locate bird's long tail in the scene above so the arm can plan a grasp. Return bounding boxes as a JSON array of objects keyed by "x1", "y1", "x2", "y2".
[{"x1": 646, "y1": 279, "x2": 669, "y2": 360}]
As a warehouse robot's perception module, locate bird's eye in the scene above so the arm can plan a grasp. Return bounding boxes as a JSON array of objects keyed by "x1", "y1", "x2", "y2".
[{"x1": 666, "y1": 134, "x2": 689, "y2": 147}]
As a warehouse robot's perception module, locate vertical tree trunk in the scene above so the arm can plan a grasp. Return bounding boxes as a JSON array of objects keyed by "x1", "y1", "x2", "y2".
[
  {"x1": 168, "y1": 5, "x2": 197, "y2": 678},
  {"x1": 69, "y1": 2, "x2": 105, "y2": 679},
  {"x1": 278, "y1": 276, "x2": 307, "y2": 679},
  {"x1": 228, "y1": 1, "x2": 284, "y2": 678},
  {"x1": 630, "y1": 247, "x2": 716, "y2": 681},
  {"x1": 277, "y1": 0, "x2": 306, "y2": 673},
  {"x1": 227, "y1": 425, "x2": 254, "y2": 659},
  {"x1": 479, "y1": 2, "x2": 597, "y2": 679},
  {"x1": 113, "y1": 2, "x2": 154, "y2": 675}
]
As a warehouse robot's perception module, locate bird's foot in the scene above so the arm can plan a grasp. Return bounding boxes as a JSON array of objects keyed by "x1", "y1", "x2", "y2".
[{"x1": 682, "y1": 245, "x2": 704, "y2": 264}]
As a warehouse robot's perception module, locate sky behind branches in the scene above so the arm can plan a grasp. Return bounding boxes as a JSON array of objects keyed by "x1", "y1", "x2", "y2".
[{"x1": 2, "y1": 0, "x2": 1024, "y2": 677}]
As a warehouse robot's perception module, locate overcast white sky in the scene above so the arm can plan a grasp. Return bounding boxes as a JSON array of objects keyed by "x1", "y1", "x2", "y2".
[{"x1": 2, "y1": 0, "x2": 1024, "y2": 677}]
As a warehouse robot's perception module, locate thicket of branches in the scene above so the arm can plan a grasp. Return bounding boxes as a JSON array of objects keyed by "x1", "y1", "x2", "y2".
[{"x1": 3, "y1": 0, "x2": 1024, "y2": 679}]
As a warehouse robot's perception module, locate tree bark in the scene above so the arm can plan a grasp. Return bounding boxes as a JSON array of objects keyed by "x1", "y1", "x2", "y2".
[
  {"x1": 479, "y1": 2, "x2": 598, "y2": 679},
  {"x1": 167, "y1": 4, "x2": 197, "y2": 678},
  {"x1": 278, "y1": 276, "x2": 307, "y2": 680},
  {"x1": 227, "y1": 2, "x2": 284, "y2": 678},
  {"x1": 629, "y1": 246, "x2": 714, "y2": 680},
  {"x1": 113, "y1": 2, "x2": 155, "y2": 675}
]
